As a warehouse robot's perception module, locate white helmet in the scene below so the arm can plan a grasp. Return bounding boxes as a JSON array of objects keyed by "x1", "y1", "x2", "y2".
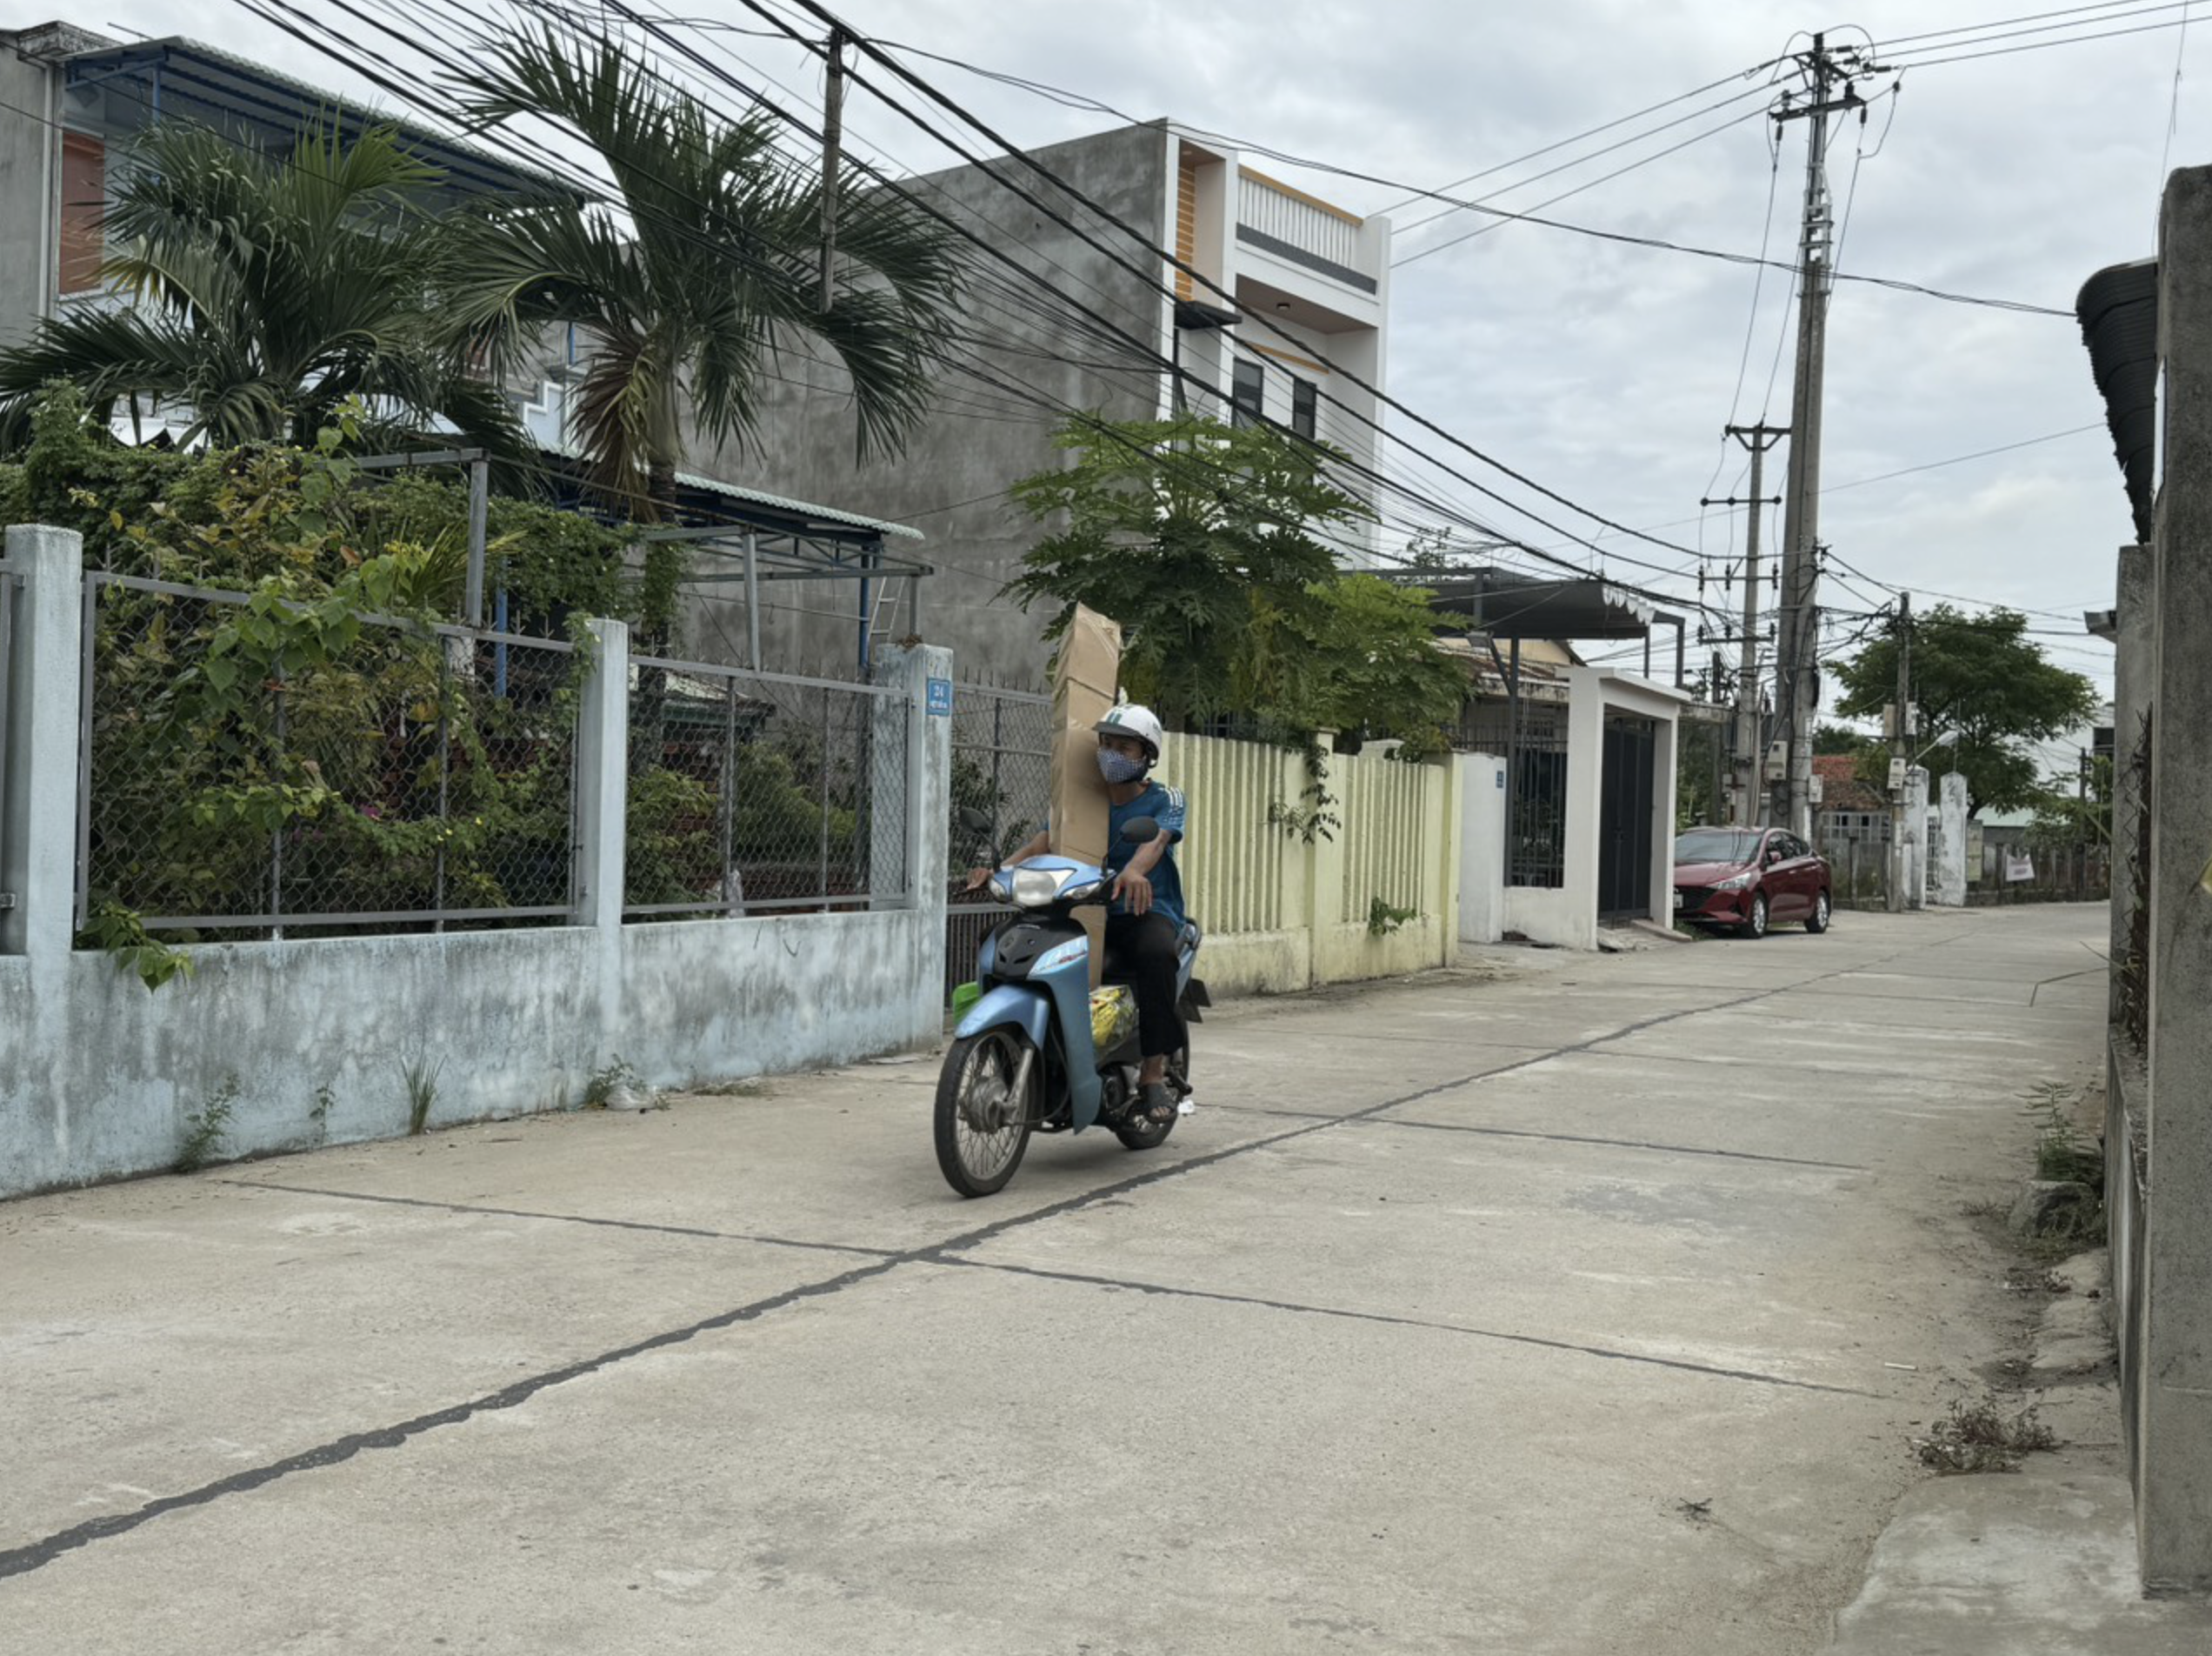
[{"x1": 1094, "y1": 703, "x2": 1163, "y2": 763}]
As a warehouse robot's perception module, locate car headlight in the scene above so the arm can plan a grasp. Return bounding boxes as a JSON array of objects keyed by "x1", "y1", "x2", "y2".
[
  {"x1": 1008, "y1": 865, "x2": 1069, "y2": 907},
  {"x1": 1714, "y1": 869, "x2": 1758, "y2": 891}
]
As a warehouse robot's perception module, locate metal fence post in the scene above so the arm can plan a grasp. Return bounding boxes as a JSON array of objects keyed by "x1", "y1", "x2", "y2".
[
  {"x1": 270, "y1": 667, "x2": 287, "y2": 942},
  {"x1": 434, "y1": 644, "x2": 451, "y2": 933},
  {"x1": 719, "y1": 678, "x2": 738, "y2": 915},
  {"x1": 818, "y1": 689, "x2": 833, "y2": 899}
]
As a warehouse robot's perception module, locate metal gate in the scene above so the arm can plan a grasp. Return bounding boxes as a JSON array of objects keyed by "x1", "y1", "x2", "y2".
[{"x1": 1598, "y1": 713, "x2": 1656, "y2": 920}]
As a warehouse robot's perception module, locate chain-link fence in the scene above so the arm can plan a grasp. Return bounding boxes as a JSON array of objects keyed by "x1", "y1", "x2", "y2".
[
  {"x1": 79, "y1": 572, "x2": 579, "y2": 938},
  {"x1": 946, "y1": 683, "x2": 1052, "y2": 998},
  {"x1": 623, "y1": 656, "x2": 909, "y2": 917}
]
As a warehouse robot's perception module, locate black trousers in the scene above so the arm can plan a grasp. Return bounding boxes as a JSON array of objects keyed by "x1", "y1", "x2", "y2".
[{"x1": 1104, "y1": 911, "x2": 1185, "y2": 1062}]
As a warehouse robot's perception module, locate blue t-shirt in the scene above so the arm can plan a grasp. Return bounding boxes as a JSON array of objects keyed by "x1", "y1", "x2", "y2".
[{"x1": 1105, "y1": 781, "x2": 1188, "y2": 933}]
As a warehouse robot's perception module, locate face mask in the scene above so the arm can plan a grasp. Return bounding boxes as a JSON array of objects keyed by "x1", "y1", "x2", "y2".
[{"x1": 1097, "y1": 748, "x2": 1147, "y2": 785}]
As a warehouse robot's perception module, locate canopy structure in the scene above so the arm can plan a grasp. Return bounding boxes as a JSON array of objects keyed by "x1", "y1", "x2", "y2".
[
  {"x1": 552, "y1": 458, "x2": 932, "y2": 673},
  {"x1": 1393, "y1": 564, "x2": 1687, "y2": 686}
]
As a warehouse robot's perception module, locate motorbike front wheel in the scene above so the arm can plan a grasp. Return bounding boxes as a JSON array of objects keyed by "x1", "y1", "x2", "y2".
[{"x1": 935, "y1": 1027, "x2": 1038, "y2": 1198}]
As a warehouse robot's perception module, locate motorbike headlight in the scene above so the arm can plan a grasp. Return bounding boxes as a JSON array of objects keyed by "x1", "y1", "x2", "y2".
[
  {"x1": 1008, "y1": 866, "x2": 1069, "y2": 907},
  {"x1": 987, "y1": 874, "x2": 1013, "y2": 903},
  {"x1": 1062, "y1": 878, "x2": 1106, "y2": 903}
]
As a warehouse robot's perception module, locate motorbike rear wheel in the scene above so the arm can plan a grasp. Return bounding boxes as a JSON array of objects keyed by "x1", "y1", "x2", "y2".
[{"x1": 935, "y1": 1027, "x2": 1037, "y2": 1198}]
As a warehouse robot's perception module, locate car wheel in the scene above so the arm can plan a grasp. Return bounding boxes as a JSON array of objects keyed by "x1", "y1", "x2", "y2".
[
  {"x1": 1806, "y1": 889, "x2": 1831, "y2": 934},
  {"x1": 1740, "y1": 893, "x2": 1769, "y2": 940}
]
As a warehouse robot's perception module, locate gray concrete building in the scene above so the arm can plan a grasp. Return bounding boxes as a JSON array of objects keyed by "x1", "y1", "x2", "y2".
[{"x1": 588, "y1": 121, "x2": 1398, "y2": 686}]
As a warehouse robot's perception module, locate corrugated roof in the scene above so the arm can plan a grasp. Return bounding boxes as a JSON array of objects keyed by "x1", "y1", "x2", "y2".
[
  {"x1": 670, "y1": 466, "x2": 924, "y2": 543},
  {"x1": 531, "y1": 434, "x2": 923, "y2": 543}
]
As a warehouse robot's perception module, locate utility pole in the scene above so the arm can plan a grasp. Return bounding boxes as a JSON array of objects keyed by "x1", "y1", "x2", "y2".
[
  {"x1": 1705, "y1": 422, "x2": 1786, "y2": 825},
  {"x1": 1773, "y1": 33, "x2": 1887, "y2": 838},
  {"x1": 818, "y1": 26, "x2": 848, "y2": 310},
  {"x1": 1710, "y1": 648, "x2": 1729, "y2": 827},
  {"x1": 1887, "y1": 591, "x2": 1911, "y2": 913}
]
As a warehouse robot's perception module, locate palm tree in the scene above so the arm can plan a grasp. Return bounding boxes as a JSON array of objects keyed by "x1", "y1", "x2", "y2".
[
  {"x1": 443, "y1": 23, "x2": 966, "y2": 518},
  {"x1": 0, "y1": 121, "x2": 524, "y2": 456}
]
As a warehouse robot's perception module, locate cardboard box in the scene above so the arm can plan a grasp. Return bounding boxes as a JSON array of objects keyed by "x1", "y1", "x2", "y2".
[{"x1": 1048, "y1": 604, "x2": 1123, "y2": 987}]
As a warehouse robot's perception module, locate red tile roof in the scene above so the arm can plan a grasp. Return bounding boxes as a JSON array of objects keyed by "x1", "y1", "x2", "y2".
[{"x1": 1814, "y1": 753, "x2": 1889, "y2": 814}]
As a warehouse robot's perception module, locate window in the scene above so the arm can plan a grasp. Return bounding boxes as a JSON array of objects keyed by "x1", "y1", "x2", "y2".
[
  {"x1": 1231, "y1": 357, "x2": 1264, "y2": 428},
  {"x1": 1290, "y1": 376, "x2": 1317, "y2": 439},
  {"x1": 59, "y1": 132, "x2": 105, "y2": 295}
]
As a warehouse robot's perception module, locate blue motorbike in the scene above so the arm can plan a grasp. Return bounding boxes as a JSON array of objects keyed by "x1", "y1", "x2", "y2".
[{"x1": 936, "y1": 816, "x2": 1208, "y2": 1199}]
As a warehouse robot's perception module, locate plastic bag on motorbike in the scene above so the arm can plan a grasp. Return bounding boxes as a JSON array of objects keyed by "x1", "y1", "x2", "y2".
[{"x1": 1089, "y1": 985, "x2": 1139, "y2": 1054}]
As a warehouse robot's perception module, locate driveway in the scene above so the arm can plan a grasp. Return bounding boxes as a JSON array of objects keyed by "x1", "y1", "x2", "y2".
[{"x1": 0, "y1": 905, "x2": 2109, "y2": 1653}]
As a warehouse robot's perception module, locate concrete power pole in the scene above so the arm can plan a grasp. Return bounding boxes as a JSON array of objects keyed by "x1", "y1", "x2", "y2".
[
  {"x1": 1887, "y1": 591, "x2": 1911, "y2": 913},
  {"x1": 1707, "y1": 424, "x2": 1786, "y2": 825},
  {"x1": 1773, "y1": 34, "x2": 1883, "y2": 838}
]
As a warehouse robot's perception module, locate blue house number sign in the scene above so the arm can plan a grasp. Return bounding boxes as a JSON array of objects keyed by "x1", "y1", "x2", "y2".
[{"x1": 926, "y1": 678, "x2": 953, "y2": 717}]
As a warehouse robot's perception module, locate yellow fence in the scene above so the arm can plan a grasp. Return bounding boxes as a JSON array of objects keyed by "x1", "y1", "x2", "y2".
[{"x1": 1159, "y1": 731, "x2": 1461, "y2": 996}]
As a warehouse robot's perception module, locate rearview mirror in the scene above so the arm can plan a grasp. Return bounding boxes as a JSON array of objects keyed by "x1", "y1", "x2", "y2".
[
  {"x1": 956, "y1": 806, "x2": 994, "y2": 837},
  {"x1": 1121, "y1": 817, "x2": 1160, "y2": 845}
]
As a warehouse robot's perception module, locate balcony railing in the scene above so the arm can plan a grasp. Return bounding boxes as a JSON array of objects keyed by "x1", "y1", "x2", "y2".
[{"x1": 1236, "y1": 170, "x2": 1374, "y2": 291}]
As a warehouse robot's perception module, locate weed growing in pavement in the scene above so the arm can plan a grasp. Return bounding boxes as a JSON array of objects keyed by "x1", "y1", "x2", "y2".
[
  {"x1": 1913, "y1": 1396, "x2": 2057, "y2": 1474},
  {"x1": 2026, "y1": 1081, "x2": 2104, "y2": 1185},
  {"x1": 583, "y1": 1056, "x2": 643, "y2": 1108},
  {"x1": 400, "y1": 1056, "x2": 443, "y2": 1136},
  {"x1": 178, "y1": 1075, "x2": 239, "y2": 1172}
]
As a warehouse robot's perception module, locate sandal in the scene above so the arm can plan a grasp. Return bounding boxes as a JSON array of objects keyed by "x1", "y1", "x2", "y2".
[{"x1": 1139, "y1": 1083, "x2": 1176, "y2": 1124}]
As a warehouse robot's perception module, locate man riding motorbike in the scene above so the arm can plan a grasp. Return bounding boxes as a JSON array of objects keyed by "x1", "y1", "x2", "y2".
[{"x1": 964, "y1": 704, "x2": 1189, "y2": 1125}]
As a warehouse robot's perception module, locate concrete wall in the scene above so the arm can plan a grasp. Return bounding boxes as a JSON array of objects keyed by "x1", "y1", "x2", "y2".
[
  {"x1": 1933, "y1": 773, "x2": 1969, "y2": 906},
  {"x1": 2134, "y1": 163, "x2": 2212, "y2": 1593},
  {"x1": 677, "y1": 124, "x2": 1176, "y2": 689},
  {"x1": 1902, "y1": 767, "x2": 1930, "y2": 910},
  {"x1": 1458, "y1": 751, "x2": 1507, "y2": 945},
  {"x1": 0, "y1": 525, "x2": 954, "y2": 1199},
  {"x1": 1159, "y1": 731, "x2": 1465, "y2": 995},
  {"x1": 1507, "y1": 670, "x2": 1689, "y2": 952}
]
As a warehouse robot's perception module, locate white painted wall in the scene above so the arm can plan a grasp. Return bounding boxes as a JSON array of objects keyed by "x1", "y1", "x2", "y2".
[
  {"x1": 0, "y1": 526, "x2": 953, "y2": 1199},
  {"x1": 1496, "y1": 670, "x2": 1691, "y2": 952},
  {"x1": 1457, "y1": 751, "x2": 1507, "y2": 945},
  {"x1": 1935, "y1": 772, "x2": 1970, "y2": 907}
]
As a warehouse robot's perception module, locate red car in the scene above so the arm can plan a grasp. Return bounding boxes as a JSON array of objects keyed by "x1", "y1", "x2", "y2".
[{"x1": 1672, "y1": 827, "x2": 1833, "y2": 939}]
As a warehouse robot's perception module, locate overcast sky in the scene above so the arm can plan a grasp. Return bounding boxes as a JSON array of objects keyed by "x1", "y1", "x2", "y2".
[{"x1": 70, "y1": 0, "x2": 2192, "y2": 710}]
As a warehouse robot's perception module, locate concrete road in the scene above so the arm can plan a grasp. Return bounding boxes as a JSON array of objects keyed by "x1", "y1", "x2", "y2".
[{"x1": 1, "y1": 905, "x2": 2110, "y2": 1653}]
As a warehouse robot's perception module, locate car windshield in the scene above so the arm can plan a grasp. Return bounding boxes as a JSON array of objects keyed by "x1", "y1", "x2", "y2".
[{"x1": 1675, "y1": 830, "x2": 1762, "y2": 865}]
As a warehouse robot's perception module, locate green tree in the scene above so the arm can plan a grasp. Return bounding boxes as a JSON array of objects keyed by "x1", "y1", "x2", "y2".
[
  {"x1": 1813, "y1": 723, "x2": 1868, "y2": 756},
  {"x1": 1006, "y1": 412, "x2": 1362, "y2": 729},
  {"x1": 1241, "y1": 574, "x2": 1467, "y2": 755},
  {"x1": 0, "y1": 123, "x2": 523, "y2": 457},
  {"x1": 1829, "y1": 604, "x2": 2097, "y2": 818},
  {"x1": 444, "y1": 23, "x2": 965, "y2": 518}
]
